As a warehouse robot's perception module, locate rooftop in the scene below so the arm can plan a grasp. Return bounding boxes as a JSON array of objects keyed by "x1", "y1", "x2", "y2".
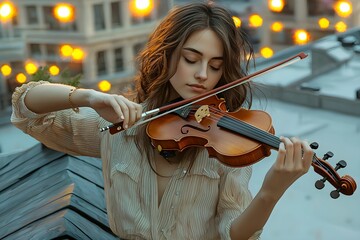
[{"x1": 248, "y1": 26, "x2": 360, "y2": 240}]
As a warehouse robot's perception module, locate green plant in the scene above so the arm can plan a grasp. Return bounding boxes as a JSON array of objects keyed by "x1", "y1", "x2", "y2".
[{"x1": 30, "y1": 66, "x2": 81, "y2": 87}]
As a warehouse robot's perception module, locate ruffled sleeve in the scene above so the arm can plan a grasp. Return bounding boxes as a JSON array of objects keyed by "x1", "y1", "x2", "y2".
[
  {"x1": 11, "y1": 81, "x2": 105, "y2": 157},
  {"x1": 217, "y1": 166, "x2": 262, "y2": 240}
]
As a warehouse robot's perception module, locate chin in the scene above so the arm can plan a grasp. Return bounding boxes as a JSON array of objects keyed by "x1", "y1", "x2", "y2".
[{"x1": 180, "y1": 92, "x2": 197, "y2": 100}]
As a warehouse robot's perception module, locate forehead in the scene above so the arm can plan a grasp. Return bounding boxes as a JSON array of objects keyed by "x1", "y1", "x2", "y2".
[{"x1": 183, "y1": 29, "x2": 223, "y2": 57}]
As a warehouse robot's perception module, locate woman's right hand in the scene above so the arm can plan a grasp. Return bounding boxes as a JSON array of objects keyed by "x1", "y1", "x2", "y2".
[{"x1": 88, "y1": 90, "x2": 143, "y2": 129}]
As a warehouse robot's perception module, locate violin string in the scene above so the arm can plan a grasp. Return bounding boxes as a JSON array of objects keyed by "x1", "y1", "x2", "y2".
[
  {"x1": 185, "y1": 107, "x2": 337, "y2": 184},
  {"x1": 189, "y1": 107, "x2": 278, "y2": 147},
  {"x1": 311, "y1": 155, "x2": 337, "y2": 181},
  {"x1": 188, "y1": 106, "x2": 281, "y2": 148},
  {"x1": 188, "y1": 107, "x2": 335, "y2": 181},
  {"x1": 184, "y1": 107, "x2": 342, "y2": 187}
]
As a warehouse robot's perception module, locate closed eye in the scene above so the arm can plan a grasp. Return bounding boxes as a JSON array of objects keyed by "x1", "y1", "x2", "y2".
[
  {"x1": 210, "y1": 66, "x2": 221, "y2": 71},
  {"x1": 184, "y1": 57, "x2": 196, "y2": 64}
]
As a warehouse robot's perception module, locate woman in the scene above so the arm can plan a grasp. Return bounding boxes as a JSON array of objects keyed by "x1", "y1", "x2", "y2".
[{"x1": 11, "y1": 2, "x2": 313, "y2": 239}]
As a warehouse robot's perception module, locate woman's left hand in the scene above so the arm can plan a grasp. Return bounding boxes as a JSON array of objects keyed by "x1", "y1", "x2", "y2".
[{"x1": 260, "y1": 137, "x2": 314, "y2": 200}]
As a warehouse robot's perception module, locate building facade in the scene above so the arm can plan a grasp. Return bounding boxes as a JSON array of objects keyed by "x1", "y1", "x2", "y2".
[
  {"x1": 260, "y1": 0, "x2": 360, "y2": 52},
  {"x1": 0, "y1": 0, "x2": 173, "y2": 110}
]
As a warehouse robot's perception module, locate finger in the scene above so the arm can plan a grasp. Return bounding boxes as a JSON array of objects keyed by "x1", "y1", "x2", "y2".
[
  {"x1": 282, "y1": 137, "x2": 294, "y2": 168},
  {"x1": 109, "y1": 98, "x2": 124, "y2": 122},
  {"x1": 276, "y1": 137, "x2": 286, "y2": 167},
  {"x1": 301, "y1": 140, "x2": 314, "y2": 170},
  {"x1": 135, "y1": 103, "x2": 143, "y2": 121},
  {"x1": 124, "y1": 100, "x2": 137, "y2": 127},
  {"x1": 291, "y1": 137, "x2": 303, "y2": 168},
  {"x1": 114, "y1": 95, "x2": 130, "y2": 129}
]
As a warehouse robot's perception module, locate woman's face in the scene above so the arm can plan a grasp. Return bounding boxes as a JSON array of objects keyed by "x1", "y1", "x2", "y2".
[{"x1": 169, "y1": 29, "x2": 224, "y2": 99}]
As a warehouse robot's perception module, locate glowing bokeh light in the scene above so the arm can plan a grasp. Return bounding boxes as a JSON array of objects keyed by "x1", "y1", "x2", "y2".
[
  {"x1": 72, "y1": 48, "x2": 85, "y2": 61},
  {"x1": 54, "y1": 3, "x2": 75, "y2": 23},
  {"x1": 334, "y1": 0, "x2": 352, "y2": 18},
  {"x1": 98, "y1": 80, "x2": 112, "y2": 92},
  {"x1": 260, "y1": 47, "x2": 274, "y2": 58},
  {"x1": 60, "y1": 44, "x2": 73, "y2": 57},
  {"x1": 335, "y1": 21, "x2": 347, "y2": 32},
  {"x1": 25, "y1": 62, "x2": 38, "y2": 75},
  {"x1": 130, "y1": 0, "x2": 154, "y2": 17},
  {"x1": 268, "y1": 0, "x2": 285, "y2": 12},
  {"x1": 318, "y1": 18, "x2": 330, "y2": 29},
  {"x1": 271, "y1": 22, "x2": 284, "y2": 32},
  {"x1": 232, "y1": 16, "x2": 241, "y2": 28},
  {"x1": 49, "y1": 65, "x2": 60, "y2": 76},
  {"x1": 0, "y1": 1, "x2": 16, "y2": 22},
  {"x1": 249, "y1": 14, "x2": 263, "y2": 28},
  {"x1": 16, "y1": 73, "x2": 27, "y2": 84},
  {"x1": 1, "y1": 64, "x2": 12, "y2": 76},
  {"x1": 293, "y1": 29, "x2": 310, "y2": 45}
]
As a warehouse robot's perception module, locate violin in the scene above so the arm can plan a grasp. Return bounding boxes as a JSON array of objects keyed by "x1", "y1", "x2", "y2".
[
  {"x1": 100, "y1": 52, "x2": 356, "y2": 198},
  {"x1": 146, "y1": 95, "x2": 356, "y2": 199}
]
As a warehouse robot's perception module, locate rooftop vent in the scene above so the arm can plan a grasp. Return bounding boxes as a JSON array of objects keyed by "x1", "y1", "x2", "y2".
[{"x1": 311, "y1": 40, "x2": 352, "y2": 75}]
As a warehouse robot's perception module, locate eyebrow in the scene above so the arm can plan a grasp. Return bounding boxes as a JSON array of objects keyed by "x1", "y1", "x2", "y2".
[{"x1": 183, "y1": 47, "x2": 223, "y2": 60}]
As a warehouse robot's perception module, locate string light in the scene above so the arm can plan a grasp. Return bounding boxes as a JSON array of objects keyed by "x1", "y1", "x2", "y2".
[
  {"x1": 54, "y1": 3, "x2": 75, "y2": 23},
  {"x1": 0, "y1": 1, "x2": 16, "y2": 22},
  {"x1": 1, "y1": 64, "x2": 12, "y2": 76},
  {"x1": 98, "y1": 80, "x2": 111, "y2": 92},
  {"x1": 130, "y1": 0, "x2": 154, "y2": 17}
]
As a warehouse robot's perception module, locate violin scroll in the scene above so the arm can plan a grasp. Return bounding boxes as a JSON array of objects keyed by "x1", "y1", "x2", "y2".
[{"x1": 310, "y1": 142, "x2": 357, "y2": 199}]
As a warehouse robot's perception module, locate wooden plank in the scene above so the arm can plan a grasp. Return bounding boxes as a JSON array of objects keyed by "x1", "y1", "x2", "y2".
[
  {"x1": 0, "y1": 167, "x2": 106, "y2": 216},
  {"x1": 3, "y1": 209, "x2": 118, "y2": 240},
  {"x1": 0, "y1": 186, "x2": 109, "y2": 238},
  {"x1": 0, "y1": 144, "x2": 63, "y2": 191},
  {"x1": 0, "y1": 145, "x2": 119, "y2": 239}
]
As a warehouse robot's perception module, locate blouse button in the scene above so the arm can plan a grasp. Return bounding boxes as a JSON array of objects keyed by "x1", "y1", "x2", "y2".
[{"x1": 175, "y1": 191, "x2": 179, "y2": 196}]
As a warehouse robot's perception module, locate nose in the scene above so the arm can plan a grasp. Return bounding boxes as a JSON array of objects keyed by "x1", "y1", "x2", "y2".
[{"x1": 195, "y1": 64, "x2": 208, "y2": 81}]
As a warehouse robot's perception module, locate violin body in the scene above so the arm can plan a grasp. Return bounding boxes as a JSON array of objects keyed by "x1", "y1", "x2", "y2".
[{"x1": 146, "y1": 96, "x2": 275, "y2": 167}]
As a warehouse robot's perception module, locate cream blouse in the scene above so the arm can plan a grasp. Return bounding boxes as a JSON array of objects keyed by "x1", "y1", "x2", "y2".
[{"x1": 11, "y1": 81, "x2": 261, "y2": 240}]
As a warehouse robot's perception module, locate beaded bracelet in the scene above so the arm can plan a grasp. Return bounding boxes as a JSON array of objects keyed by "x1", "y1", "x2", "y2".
[{"x1": 68, "y1": 87, "x2": 80, "y2": 113}]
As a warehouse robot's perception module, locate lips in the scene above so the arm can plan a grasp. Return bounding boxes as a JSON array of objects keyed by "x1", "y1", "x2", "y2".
[{"x1": 187, "y1": 84, "x2": 206, "y2": 89}]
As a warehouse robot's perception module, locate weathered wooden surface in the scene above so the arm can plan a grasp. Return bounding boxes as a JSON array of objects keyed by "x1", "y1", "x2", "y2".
[{"x1": 0, "y1": 143, "x2": 119, "y2": 239}]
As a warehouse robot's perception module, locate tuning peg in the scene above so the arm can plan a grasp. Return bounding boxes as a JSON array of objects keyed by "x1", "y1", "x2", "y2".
[
  {"x1": 323, "y1": 151, "x2": 334, "y2": 160},
  {"x1": 310, "y1": 142, "x2": 319, "y2": 150},
  {"x1": 335, "y1": 160, "x2": 347, "y2": 171},
  {"x1": 330, "y1": 188, "x2": 341, "y2": 199},
  {"x1": 315, "y1": 177, "x2": 326, "y2": 189}
]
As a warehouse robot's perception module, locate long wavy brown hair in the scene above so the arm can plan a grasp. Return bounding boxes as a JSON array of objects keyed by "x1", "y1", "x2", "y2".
[{"x1": 132, "y1": 2, "x2": 255, "y2": 168}]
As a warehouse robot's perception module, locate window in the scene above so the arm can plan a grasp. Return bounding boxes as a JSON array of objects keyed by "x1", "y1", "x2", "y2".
[
  {"x1": 158, "y1": 0, "x2": 171, "y2": 18},
  {"x1": 68, "y1": 62, "x2": 83, "y2": 75},
  {"x1": 26, "y1": 6, "x2": 38, "y2": 24},
  {"x1": 46, "y1": 44, "x2": 58, "y2": 57},
  {"x1": 29, "y1": 44, "x2": 41, "y2": 56},
  {"x1": 307, "y1": 0, "x2": 335, "y2": 16},
  {"x1": 93, "y1": 4, "x2": 105, "y2": 30},
  {"x1": 133, "y1": 42, "x2": 145, "y2": 56},
  {"x1": 96, "y1": 50, "x2": 107, "y2": 75},
  {"x1": 114, "y1": 47, "x2": 124, "y2": 72},
  {"x1": 43, "y1": 6, "x2": 61, "y2": 30},
  {"x1": 111, "y1": 1, "x2": 122, "y2": 28},
  {"x1": 133, "y1": 43, "x2": 145, "y2": 68}
]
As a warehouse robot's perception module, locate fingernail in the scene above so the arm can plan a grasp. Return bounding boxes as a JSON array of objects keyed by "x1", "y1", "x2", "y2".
[
  {"x1": 121, "y1": 115, "x2": 124, "y2": 119},
  {"x1": 124, "y1": 124, "x2": 128, "y2": 129}
]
